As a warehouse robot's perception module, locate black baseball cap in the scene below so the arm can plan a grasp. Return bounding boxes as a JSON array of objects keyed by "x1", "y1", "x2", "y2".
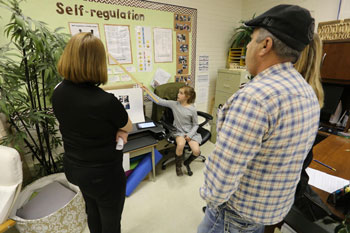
[{"x1": 244, "y1": 4, "x2": 315, "y2": 52}]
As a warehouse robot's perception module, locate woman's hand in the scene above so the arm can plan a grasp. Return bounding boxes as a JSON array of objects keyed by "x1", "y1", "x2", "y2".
[{"x1": 116, "y1": 129, "x2": 129, "y2": 144}]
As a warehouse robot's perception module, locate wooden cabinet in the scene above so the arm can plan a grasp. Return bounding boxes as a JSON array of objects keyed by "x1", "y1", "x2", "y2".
[
  {"x1": 321, "y1": 41, "x2": 350, "y2": 84},
  {"x1": 211, "y1": 69, "x2": 250, "y2": 142},
  {"x1": 320, "y1": 40, "x2": 350, "y2": 133}
]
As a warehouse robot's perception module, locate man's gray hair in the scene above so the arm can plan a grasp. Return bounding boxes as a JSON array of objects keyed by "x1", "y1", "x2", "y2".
[{"x1": 256, "y1": 28, "x2": 300, "y2": 63}]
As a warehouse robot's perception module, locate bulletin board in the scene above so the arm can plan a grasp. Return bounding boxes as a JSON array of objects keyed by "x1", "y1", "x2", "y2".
[{"x1": 2, "y1": 0, "x2": 198, "y2": 89}]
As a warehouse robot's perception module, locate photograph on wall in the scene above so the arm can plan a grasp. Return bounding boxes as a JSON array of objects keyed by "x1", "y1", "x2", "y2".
[
  {"x1": 174, "y1": 13, "x2": 191, "y2": 32},
  {"x1": 174, "y1": 14, "x2": 191, "y2": 22},
  {"x1": 69, "y1": 23, "x2": 101, "y2": 38},
  {"x1": 153, "y1": 28, "x2": 173, "y2": 63},
  {"x1": 175, "y1": 75, "x2": 191, "y2": 85},
  {"x1": 178, "y1": 43, "x2": 189, "y2": 53},
  {"x1": 175, "y1": 23, "x2": 191, "y2": 32},
  {"x1": 118, "y1": 95, "x2": 130, "y2": 110},
  {"x1": 177, "y1": 55, "x2": 188, "y2": 74},
  {"x1": 176, "y1": 33, "x2": 188, "y2": 43},
  {"x1": 104, "y1": 24, "x2": 133, "y2": 65}
]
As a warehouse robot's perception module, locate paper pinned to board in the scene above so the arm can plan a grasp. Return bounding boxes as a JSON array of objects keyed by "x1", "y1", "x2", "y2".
[
  {"x1": 150, "y1": 68, "x2": 171, "y2": 88},
  {"x1": 306, "y1": 167, "x2": 350, "y2": 193},
  {"x1": 107, "y1": 88, "x2": 145, "y2": 123}
]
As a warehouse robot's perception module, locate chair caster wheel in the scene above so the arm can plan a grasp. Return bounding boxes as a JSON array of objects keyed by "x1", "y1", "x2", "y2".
[
  {"x1": 202, "y1": 158, "x2": 206, "y2": 162},
  {"x1": 188, "y1": 171, "x2": 193, "y2": 176},
  {"x1": 161, "y1": 165, "x2": 166, "y2": 170}
]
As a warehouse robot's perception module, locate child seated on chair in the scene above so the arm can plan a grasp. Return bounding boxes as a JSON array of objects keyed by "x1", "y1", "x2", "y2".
[{"x1": 142, "y1": 85, "x2": 201, "y2": 176}]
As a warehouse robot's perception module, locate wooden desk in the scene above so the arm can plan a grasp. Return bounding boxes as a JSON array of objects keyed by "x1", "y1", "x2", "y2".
[
  {"x1": 124, "y1": 130, "x2": 159, "y2": 180},
  {"x1": 265, "y1": 134, "x2": 350, "y2": 233},
  {"x1": 127, "y1": 144, "x2": 157, "y2": 181},
  {"x1": 310, "y1": 134, "x2": 350, "y2": 219}
]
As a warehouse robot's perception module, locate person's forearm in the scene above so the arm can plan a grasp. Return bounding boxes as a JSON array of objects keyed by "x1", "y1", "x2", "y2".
[
  {"x1": 147, "y1": 93, "x2": 172, "y2": 107},
  {"x1": 120, "y1": 117, "x2": 132, "y2": 132}
]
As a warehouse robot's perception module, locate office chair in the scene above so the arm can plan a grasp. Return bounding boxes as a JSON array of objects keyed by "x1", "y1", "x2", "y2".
[
  {"x1": 0, "y1": 146, "x2": 22, "y2": 233},
  {"x1": 151, "y1": 82, "x2": 213, "y2": 176}
]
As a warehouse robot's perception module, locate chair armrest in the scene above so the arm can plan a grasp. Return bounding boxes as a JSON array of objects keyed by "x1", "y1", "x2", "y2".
[
  {"x1": 159, "y1": 120, "x2": 177, "y2": 132},
  {"x1": 197, "y1": 111, "x2": 213, "y2": 127}
]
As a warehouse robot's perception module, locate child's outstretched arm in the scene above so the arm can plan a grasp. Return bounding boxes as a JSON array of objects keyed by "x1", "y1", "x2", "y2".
[{"x1": 141, "y1": 85, "x2": 176, "y2": 108}]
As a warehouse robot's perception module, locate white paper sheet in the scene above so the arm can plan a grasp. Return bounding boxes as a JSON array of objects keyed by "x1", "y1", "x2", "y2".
[
  {"x1": 108, "y1": 75, "x2": 120, "y2": 83},
  {"x1": 153, "y1": 28, "x2": 173, "y2": 63},
  {"x1": 197, "y1": 74, "x2": 209, "y2": 85},
  {"x1": 150, "y1": 68, "x2": 171, "y2": 88},
  {"x1": 123, "y1": 153, "x2": 130, "y2": 171},
  {"x1": 119, "y1": 74, "x2": 131, "y2": 82},
  {"x1": 104, "y1": 25, "x2": 132, "y2": 64},
  {"x1": 199, "y1": 55, "x2": 209, "y2": 72},
  {"x1": 114, "y1": 66, "x2": 136, "y2": 74},
  {"x1": 107, "y1": 88, "x2": 145, "y2": 123},
  {"x1": 69, "y1": 23, "x2": 100, "y2": 38},
  {"x1": 306, "y1": 167, "x2": 350, "y2": 193},
  {"x1": 196, "y1": 74, "x2": 209, "y2": 104}
]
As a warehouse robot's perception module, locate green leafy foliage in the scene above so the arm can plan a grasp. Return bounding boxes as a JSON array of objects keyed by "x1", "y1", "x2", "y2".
[
  {"x1": 0, "y1": 0, "x2": 70, "y2": 176},
  {"x1": 230, "y1": 15, "x2": 255, "y2": 49},
  {"x1": 336, "y1": 214, "x2": 350, "y2": 233}
]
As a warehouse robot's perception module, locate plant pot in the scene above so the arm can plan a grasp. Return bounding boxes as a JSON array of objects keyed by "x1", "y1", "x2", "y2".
[{"x1": 10, "y1": 173, "x2": 87, "y2": 233}]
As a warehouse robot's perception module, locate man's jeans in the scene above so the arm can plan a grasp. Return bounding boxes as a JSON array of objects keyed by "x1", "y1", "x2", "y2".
[{"x1": 197, "y1": 205, "x2": 265, "y2": 233}]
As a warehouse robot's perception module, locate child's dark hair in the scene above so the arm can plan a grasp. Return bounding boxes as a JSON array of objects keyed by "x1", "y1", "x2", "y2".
[{"x1": 181, "y1": 86, "x2": 196, "y2": 104}]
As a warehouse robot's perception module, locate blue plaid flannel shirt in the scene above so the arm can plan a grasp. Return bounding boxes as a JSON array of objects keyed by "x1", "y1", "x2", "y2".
[{"x1": 200, "y1": 62, "x2": 320, "y2": 225}]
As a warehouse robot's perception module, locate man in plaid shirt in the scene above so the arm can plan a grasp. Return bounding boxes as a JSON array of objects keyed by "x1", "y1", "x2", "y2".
[{"x1": 198, "y1": 5, "x2": 320, "y2": 233}]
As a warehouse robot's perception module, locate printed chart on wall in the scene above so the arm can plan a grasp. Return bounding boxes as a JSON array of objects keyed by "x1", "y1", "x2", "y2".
[
  {"x1": 104, "y1": 24, "x2": 133, "y2": 64},
  {"x1": 135, "y1": 26, "x2": 152, "y2": 72},
  {"x1": 7, "y1": 0, "x2": 198, "y2": 89},
  {"x1": 69, "y1": 23, "x2": 101, "y2": 38}
]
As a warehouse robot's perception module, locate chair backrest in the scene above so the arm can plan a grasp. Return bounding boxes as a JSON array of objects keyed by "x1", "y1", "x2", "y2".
[
  {"x1": 161, "y1": 107, "x2": 174, "y2": 126},
  {"x1": 151, "y1": 82, "x2": 186, "y2": 122},
  {"x1": 0, "y1": 146, "x2": 22, "y2": 224}
]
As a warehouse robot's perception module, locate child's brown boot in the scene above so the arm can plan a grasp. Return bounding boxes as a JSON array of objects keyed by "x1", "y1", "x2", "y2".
[{"x1": 175, "y1": 155, "x2": 183, "y2": 176}]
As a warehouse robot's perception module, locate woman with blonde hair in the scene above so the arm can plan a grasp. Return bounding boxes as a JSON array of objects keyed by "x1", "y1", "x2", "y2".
[
  {"x1": 293, "y1": 33, "x2": 326, "y2": 215},
  {"x1": 52, "y1": 32, "x2": 132, "y2": 233},
  {"x1": 294, "y1": 33, "x2": 324, "y2": 108}
]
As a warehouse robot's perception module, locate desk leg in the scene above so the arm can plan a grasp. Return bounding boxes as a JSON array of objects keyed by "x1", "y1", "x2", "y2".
[{"x1": 152, "y1": 146, "x2": 156, "y2": 181}]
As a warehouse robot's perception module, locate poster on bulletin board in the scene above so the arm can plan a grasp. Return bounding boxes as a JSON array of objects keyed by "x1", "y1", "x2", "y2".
[{"x1": 0, "y1": 0, "x2": 198, "y2": 89}]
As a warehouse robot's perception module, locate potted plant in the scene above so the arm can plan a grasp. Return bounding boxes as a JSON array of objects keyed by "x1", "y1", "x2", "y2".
[
  {"x1": 227, "y1": 16, "x2": 254, "y2": 68},
  {"x1": 0, "y1": 0, "x2": 68, "y2": 178},
  {"x1": 0, "y1": 1, "x2": 87, "y2": 232},
  {"x1": 335, "y1": 214, "x2": 350, "y2": 233}
]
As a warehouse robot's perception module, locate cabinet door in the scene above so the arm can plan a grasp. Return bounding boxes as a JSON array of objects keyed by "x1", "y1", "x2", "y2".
[
  {"x1": 321, "y1": 42, "x2": 350, "y2": 84},
  {"x1": 214, "y1": 91, "x2": 232, "y2": 109},
  {"x1": 216, "y1": 71, "x2": 241, "y2": 93}
]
